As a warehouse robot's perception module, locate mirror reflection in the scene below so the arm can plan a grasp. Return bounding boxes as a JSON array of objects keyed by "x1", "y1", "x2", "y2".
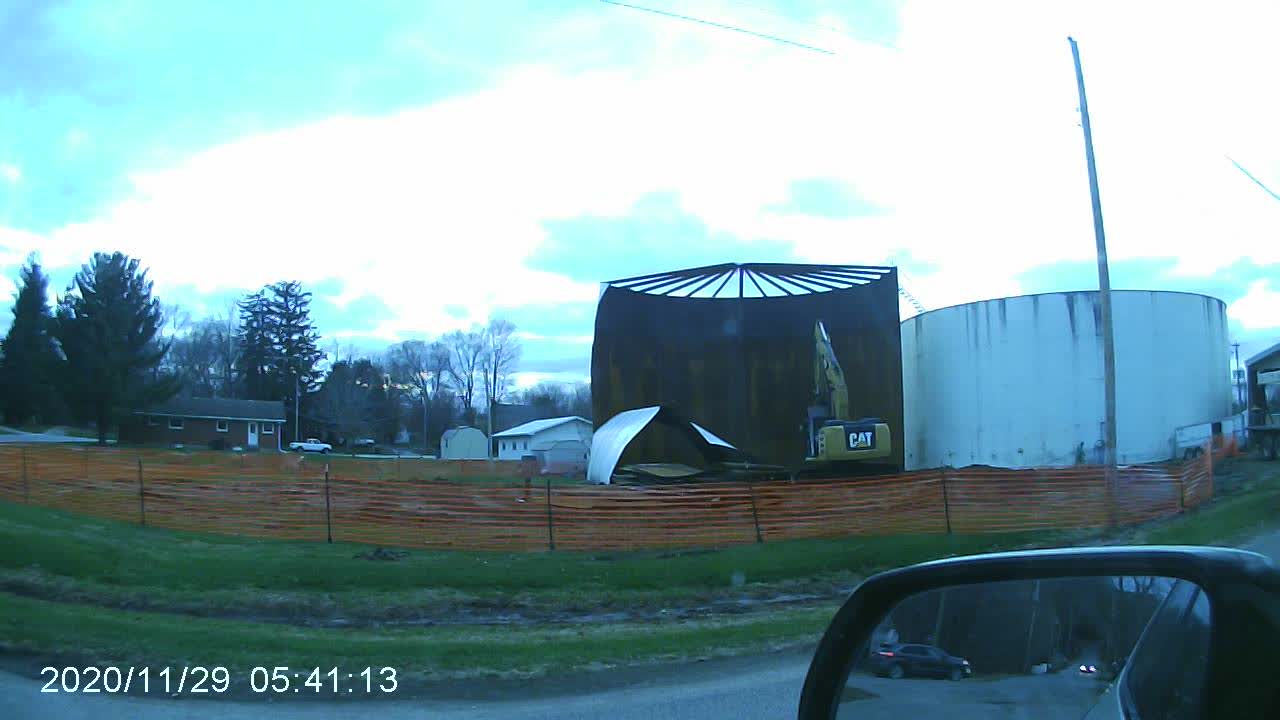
[{"x1": 839, "y1": 576, "x2": 1210, "y2": 719}]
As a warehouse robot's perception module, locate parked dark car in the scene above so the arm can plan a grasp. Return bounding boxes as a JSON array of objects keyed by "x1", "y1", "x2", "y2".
[{"x1": 868, "y1": 643, "x2": 971, "y2": 680}]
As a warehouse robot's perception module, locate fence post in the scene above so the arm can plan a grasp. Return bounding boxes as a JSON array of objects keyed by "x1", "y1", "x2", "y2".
[
  {"x1": 940, "y1": 468, "x2": 953, "y2": 535},
  {"x1": 545, "y1": 477, "x2": 556, "y2": 551},
  {"x1": 324, "y1": 464, "x2": 333, "y2": 544},
  {"x1": 747, "y1": 483, "x2": 764, "y2": 543},
  {"x1": 21, "y1": 447, "x2": 29, "y2": 504},
  {"x1": 1177, "y1": 456, "x2": 1188, "y2": 512},
  {"x1": 137, "y1": 458, "x2": 146, "y2": 527},
  {"x1": 1105, "y1": 465, "x2": 1118, "y2": 529},
  {"x1": 1204, "y1": 441, "x2": 1214, "y2": 499}
]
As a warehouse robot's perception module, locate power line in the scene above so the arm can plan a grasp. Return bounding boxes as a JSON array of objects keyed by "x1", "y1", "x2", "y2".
[
  {"x1": 719, "y1": 0, "x2": 855, "y2": 37},
  {"x1": 599, "y1": 0, "x2": 835, "y2": 55},
  {"x1": 1227, "y1": 156, "x2": 1280, "y2": 203}
]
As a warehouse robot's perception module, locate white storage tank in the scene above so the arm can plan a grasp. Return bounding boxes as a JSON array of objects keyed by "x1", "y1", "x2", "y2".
[{"x1": 902, "y1": 290, "x2": 1230, "y2": 469}]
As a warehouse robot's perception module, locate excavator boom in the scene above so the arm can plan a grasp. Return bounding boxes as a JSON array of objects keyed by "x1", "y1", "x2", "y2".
[
  {"x1": 805, "y1": 320, "x2": 894, "y2": 471},
  {"x1": 813, "y1": 321, "x2": 850, "y2": 420}
]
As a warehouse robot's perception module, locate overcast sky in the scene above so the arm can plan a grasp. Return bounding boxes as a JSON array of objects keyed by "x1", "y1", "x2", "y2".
[{"x1": 2, "y1": 0, "x2": 1278, "y2": 385}]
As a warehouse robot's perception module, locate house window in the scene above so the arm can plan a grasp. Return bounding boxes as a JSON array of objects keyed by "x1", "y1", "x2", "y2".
[
  {"x1": 168, "y1": 417, "x2": 184, "y2": 430},
  {"x1": 147, "y1": 416, "x2": 159, "y2": 427},
  {"x1": 262, "y1": 423, "x2": 274, "y2": 435},
  {"x1": 216, "y1": 420, "x2": 229, "y2": 433}
]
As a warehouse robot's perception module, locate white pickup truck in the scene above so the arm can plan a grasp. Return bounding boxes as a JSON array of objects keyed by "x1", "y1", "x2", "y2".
[{"x1": 289, "y1": 438, "x2": 332, "y2": 454}]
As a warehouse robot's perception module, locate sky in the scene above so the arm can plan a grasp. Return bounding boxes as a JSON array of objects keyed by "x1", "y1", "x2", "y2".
[{"x1": 2, "y1": 0, "x2": 1279, "y2": 387}]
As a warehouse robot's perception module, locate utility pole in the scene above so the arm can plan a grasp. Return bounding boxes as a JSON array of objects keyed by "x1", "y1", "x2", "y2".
[
  {"x1": 486, "y1": 350, "x2": 495, "y2": 460},
  {"x1": 1232, "y1": 342, "x2": 1243, "y2": 410},
  {"x1": 294, "y1": 371, "x2": 301, "y2": 442},
  {"x1": 1070, "y1": 37, "x2": 1117, "y2": 467}
]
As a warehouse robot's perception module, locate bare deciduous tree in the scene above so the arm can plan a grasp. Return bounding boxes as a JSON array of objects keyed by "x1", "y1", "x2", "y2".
[
  {"x1": 480, "y1": 319, "x2": 521, "y2": 415},
  {"x1": 444, "y1": 329, "x2": 485, "y2": 425},
  {"x1": 389, "y1": 339, "x2": 454, "y2": 446}
]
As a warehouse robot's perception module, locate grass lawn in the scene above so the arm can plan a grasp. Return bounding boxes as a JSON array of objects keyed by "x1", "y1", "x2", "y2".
[
  {"x1": 1134, "y1": 458, "x2": 1280, "y2": 546},
  {"x1": 0, "y1": 591, "x2": 835, "y2": 682},
  {"x1": 0, "y1": 500, "x2": 1067, "y2": 595}
]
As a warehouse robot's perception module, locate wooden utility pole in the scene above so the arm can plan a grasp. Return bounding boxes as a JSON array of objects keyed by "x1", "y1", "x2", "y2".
[{"x1": 1070, "y1": 37, "x2": 1117, "y2": 467}]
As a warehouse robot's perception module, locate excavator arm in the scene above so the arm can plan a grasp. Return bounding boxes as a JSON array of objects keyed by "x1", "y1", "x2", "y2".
[
  {"x1": 805, "y1": 320, "x2": 893, "y2": 469},
  {"x1": 813, "y1": 321, "x2": 850, "y2": 420}
]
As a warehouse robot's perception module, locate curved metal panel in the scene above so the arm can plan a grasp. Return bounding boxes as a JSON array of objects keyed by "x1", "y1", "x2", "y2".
[
  {"x1": 586, "y1": 405, "x2": 749, "y2": 485},
  {"x1": 587, "y1": 406, "x2": 661, "y2": 485}
]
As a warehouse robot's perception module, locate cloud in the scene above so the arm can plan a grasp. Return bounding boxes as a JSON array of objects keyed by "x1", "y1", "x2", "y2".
[
  {"x1": 3, "y1": 0, "x2": 1279, "y2": 345},
  {"x1": 1229, "y1": 280, "x2": 1280, "y2": 331},
  {"x1": 0, "y1": 163, "x2": 18, "y2": 183},
  {"x1": 514, "y1": 331, "x2": 594, "y2": 345}
]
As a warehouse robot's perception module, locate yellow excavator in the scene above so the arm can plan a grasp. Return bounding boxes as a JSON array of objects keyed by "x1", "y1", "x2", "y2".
[{"x1": 803, "y1": 320, "x2": 894, "y2": 473}]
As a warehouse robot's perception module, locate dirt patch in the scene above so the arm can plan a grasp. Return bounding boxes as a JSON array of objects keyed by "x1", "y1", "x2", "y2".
[{"x1": 354, "y1": 548, "x2": 410, "y2": 561}]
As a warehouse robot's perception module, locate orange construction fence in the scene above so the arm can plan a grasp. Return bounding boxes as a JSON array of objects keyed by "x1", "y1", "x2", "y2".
[{"x1": 0, "y1": 444, "x2": 1217, "y2": 552}]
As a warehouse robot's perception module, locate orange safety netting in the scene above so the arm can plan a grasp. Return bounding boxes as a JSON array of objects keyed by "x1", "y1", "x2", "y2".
[{"x1": 0, "y1": 444, "x2": 1216, "y2": 552}]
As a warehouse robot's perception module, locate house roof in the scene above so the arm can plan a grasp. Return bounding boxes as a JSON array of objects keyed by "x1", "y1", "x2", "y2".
[
  {"x1": 1247, "y1": 340, "x2": 1280, "y2": 369},
  {"x1": 493, "y1": 416, "x2": 591, "y2": 438},
  {"x1": 442, "y1": 426, "x2": 484, "y2": 441},
  {"x1": 136, "y1": 397, "x2": 286, "y2": 422},
  {"x1": 492, "y1": 403, "x2": 544, "y2": 433}
]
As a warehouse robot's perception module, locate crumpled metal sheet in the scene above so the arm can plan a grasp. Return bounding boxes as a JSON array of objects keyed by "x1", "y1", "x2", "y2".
[{"x1": 586, "y1": 406, "x2": 745, "y2": 485}]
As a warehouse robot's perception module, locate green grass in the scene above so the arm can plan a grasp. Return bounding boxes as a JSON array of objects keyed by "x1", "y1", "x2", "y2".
[
  {"x1": 0, "y1": 500, "x2": 1063, "y2": 595},
  {"x1": 0, "y1": 591, "x2": 834, "y2": 679},
  {"x1": 1137, "y1": 462, "x2": 1280, "y2": 546}
]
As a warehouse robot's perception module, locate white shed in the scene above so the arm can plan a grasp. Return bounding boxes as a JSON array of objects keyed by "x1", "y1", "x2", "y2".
[
  {"x1": 493, "y1": 416, "x2": 593, "y2": 461},
  {"x1": 440, "y1": 426, "x2": 488, "y2": 460}
]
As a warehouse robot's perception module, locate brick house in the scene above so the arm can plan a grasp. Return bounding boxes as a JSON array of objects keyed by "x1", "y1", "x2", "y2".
[{"x1": 120, "y1": 397, "x2": 286, "y2": 451}]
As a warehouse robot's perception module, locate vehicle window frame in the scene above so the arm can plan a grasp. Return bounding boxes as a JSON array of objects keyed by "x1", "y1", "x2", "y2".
[{"x1": 1119, "y1": 581, "x2": 1209, "y2": 720}]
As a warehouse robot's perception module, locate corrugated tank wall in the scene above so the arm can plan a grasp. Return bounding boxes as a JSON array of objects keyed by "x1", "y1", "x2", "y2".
[
  {"x1": 901, "y1": 290, "x2": 1230, "y2": 469},
  {"x1": 591, "y1": 272, "x2": 904, "y2": 469}
]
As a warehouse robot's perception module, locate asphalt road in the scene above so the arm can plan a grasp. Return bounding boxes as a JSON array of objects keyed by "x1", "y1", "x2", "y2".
[
  {"x1": 3, "y1": 652, "x2": 811, "y2": 720},
  {"x1": 838, "y1": 670, "x2": 1106, "y2": 720},
  {"x1": 0, "y1": 428, "x2": 95, "y2": 444}
]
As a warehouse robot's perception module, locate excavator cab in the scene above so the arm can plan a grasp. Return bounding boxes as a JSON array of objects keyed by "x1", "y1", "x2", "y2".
[{"x1": 803, "y1": 320, "x2": 894, "y2": 472}]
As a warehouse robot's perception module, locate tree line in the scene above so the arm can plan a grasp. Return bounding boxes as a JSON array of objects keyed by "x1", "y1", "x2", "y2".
[{"x1": 0, "y1": 253, "x2": 589, "y2": 450}]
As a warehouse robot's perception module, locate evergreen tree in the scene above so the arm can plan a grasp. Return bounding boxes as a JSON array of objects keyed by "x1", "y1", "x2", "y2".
[
  {"x1": 53, "y1": 252, "x2": 178, "y2": 443},
  {"x1": 0, "y1": 256, "x2": 60, "y2": 424},
  {"x1": 266, "y1": 281, "x2": 324, "y2": 393},
  {"x1": 235, "y1": 290, "x2": 273, "y2": 399},
  {"x1": 235, "y1": 281, "x2": 323, "y2": 438}
]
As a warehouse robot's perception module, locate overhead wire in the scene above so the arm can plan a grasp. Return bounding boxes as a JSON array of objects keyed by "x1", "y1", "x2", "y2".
[{"x1": 599, "y1": 0, "x2": 835, "y2": 55}]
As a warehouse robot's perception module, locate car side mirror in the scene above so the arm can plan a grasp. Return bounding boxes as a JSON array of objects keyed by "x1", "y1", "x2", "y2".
[{"x1": 798, "y1": 547, "x2": 1280, "y2": 720}]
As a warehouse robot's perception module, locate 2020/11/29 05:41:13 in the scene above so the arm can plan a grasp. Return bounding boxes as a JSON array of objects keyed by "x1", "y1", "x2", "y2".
[{"x1": 248, "y1": 667, "x2": 398, "y2": 694}]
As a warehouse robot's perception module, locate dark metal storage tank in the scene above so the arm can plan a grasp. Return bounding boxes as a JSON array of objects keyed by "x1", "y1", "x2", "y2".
[{"x1": 591, "y1": 263, "x2": 904, "y2": 470}]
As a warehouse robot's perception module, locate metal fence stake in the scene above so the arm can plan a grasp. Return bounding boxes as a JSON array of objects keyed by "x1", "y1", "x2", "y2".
[
  {"x1": 747, "y1": 484, "x2": 764, "y2": 543},
  {"x1": 940, "y1": 468, "x2": 953, "y2": 535},
  {"x1": 545, "y1": 477, "x2": 556, "y2": 551},
  {"x1": 138, "y1": 458, "x2": 146, "y2": 527},
  {"x1": 1204, "y1": 442, "x2": 1215, "y2": 501},
  {"x1": 324, "y1": 465, "x2": 334, "y2": 544},
  {"x1": 21, "y1": 447, "x2": 30, "y2": 504}
]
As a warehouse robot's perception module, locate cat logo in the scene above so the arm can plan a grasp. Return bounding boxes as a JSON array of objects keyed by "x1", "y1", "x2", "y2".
[{"x1": 849, "y1": 431, "x2": 875, "y2": 449}]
